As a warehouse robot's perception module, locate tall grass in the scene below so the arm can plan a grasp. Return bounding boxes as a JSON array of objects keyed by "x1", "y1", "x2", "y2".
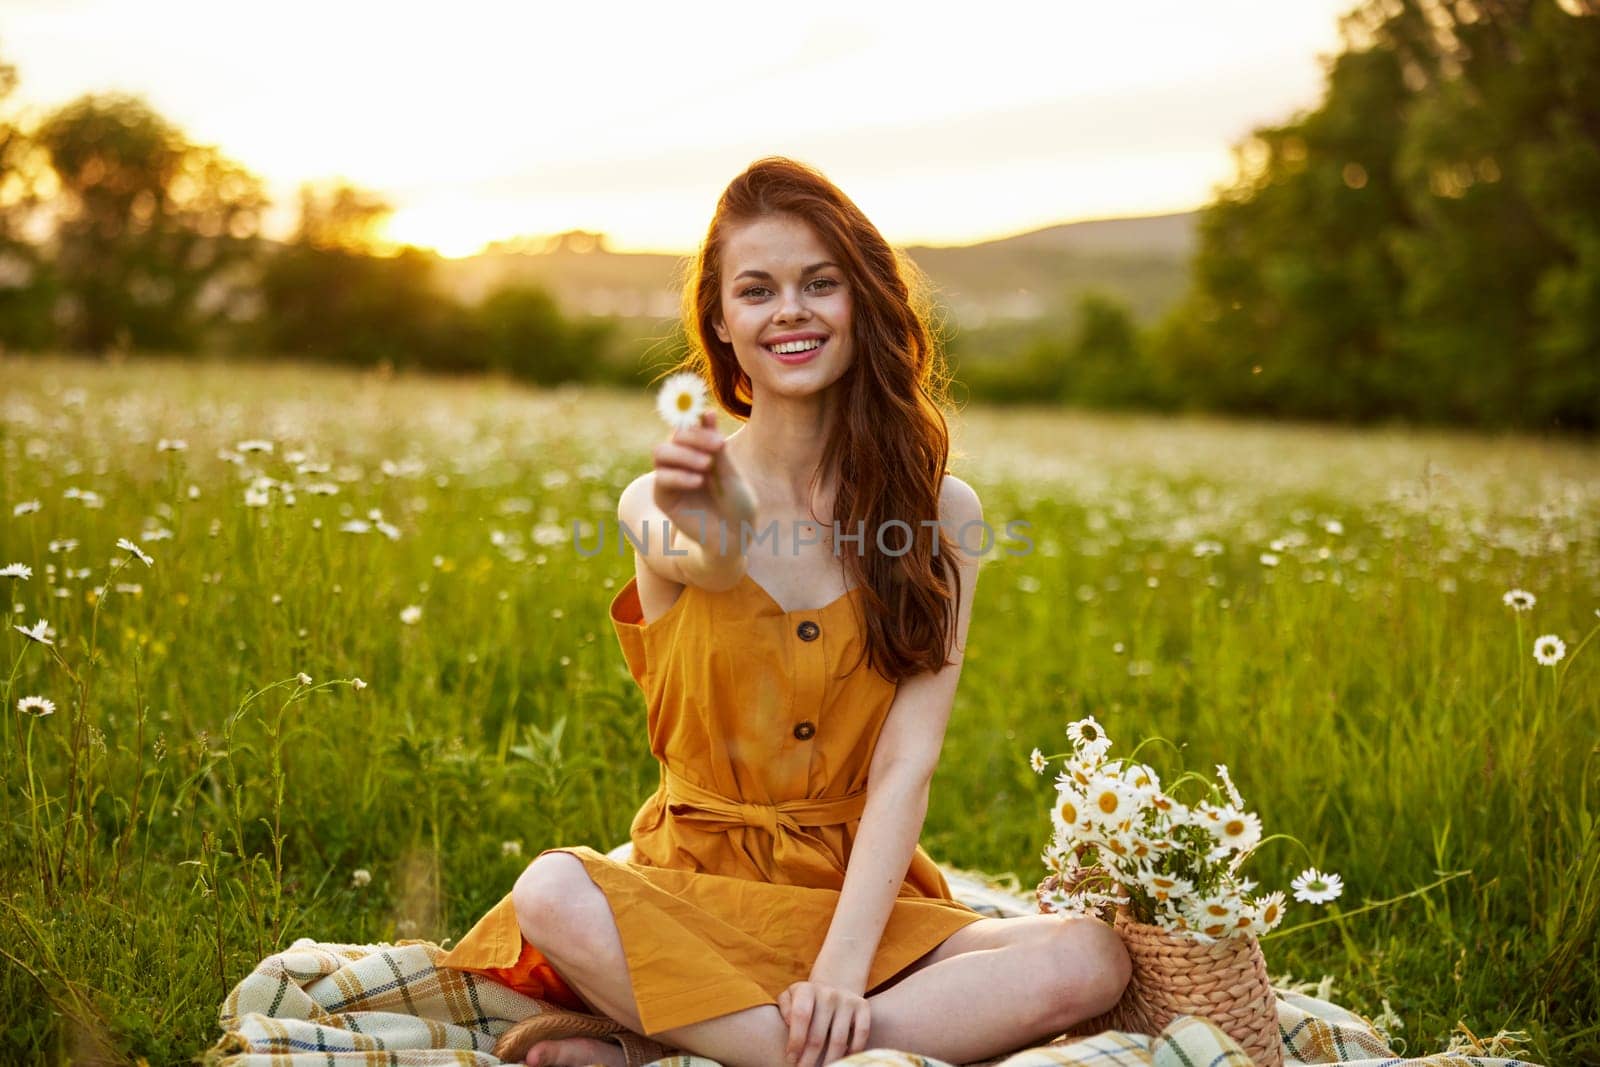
[{"x1": 0, "y1": 353, "x2": 1594, "y2": 1064}]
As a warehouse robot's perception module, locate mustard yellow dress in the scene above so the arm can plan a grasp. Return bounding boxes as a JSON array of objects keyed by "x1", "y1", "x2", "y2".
[{"x1": 437, "y1": 572, "x2": 985, "y2": 1036}]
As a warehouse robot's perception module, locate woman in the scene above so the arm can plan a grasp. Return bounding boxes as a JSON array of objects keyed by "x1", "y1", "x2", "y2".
[{"x1": 438, "y1": 157, "x2": 1131, "y2": 1067}]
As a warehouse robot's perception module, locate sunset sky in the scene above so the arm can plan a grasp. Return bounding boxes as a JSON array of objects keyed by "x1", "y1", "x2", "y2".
[{"x1": 3, "y1": 0, "x2": 1359, "y2": 257}]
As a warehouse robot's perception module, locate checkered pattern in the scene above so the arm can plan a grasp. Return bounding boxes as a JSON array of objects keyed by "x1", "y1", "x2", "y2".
[{"x1": 203, "y1": 865, "x2": 1544, "y2": 1067}]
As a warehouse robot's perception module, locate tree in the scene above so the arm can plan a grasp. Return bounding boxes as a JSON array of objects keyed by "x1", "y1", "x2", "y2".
[{"x1": 36, "y1": 92, "x2": 267, "y2": 353}]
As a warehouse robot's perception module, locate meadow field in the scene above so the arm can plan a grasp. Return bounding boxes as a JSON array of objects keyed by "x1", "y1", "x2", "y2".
[{"x1": 0, "y1": 353, "x2": 1595, "y2": 1065}]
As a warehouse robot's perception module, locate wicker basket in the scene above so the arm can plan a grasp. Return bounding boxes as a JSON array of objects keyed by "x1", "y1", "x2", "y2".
[{"x1": 1037, "y1": 873, "x2": 1282, "y2": 1067}]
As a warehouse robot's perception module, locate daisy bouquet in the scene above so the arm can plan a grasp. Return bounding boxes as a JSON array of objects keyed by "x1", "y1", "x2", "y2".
[{"x1": 1032, "y1": 715, "x2": 1341, "y2": 940}]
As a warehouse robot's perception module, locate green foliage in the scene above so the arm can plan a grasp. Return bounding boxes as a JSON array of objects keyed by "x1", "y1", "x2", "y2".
[{"x1": 0, "y1": 361, "x2": 1594, "y2": 1064}]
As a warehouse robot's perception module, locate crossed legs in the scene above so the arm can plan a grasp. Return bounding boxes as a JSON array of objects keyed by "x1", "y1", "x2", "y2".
[{"x1": 508, "y1": 853, "x2": 1131, "y2": 1067}]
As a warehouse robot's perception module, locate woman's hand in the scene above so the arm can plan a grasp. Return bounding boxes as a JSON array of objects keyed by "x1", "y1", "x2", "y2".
[
  {"x1": 776, "y1": 980, "x2": 871, "y2": 1066},
  {"x1": 651, "y1": 410, "x2": 758, "y2": 550}
]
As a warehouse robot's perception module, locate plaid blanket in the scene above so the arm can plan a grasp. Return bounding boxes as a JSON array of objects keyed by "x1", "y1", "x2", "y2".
[{"x1": 202, "y1": 857, "x2": 1543, "y2": 1067}]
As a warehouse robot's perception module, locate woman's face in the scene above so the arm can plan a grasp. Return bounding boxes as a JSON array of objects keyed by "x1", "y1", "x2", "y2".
[{"x1": 712, "y1": 213, "x2": 854, "y2": 404}]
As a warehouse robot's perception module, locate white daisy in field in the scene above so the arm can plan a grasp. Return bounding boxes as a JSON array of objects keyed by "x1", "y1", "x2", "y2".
[
  {"x1": 1502, "y1": 589, "x2": 1536, "y2": 612},
  {"x1": 237, "y1": 439, "x2": 274, "y2": 453},
  {"x1": 1187, "y1": 894, "x2": 1242, "y2": 939},
  {"x1": 1322, "y1": 518, "x2": 1344, "y2": 535},
  {"x1": 1192, "y1": 540, "x2": 1224, "y2": 558},
  {"x1": 352, "y1": 677, "x2": 368, "y2": 691},
  {"x1": 1119, "y1": 762, "x2": 1162, "y2": 796},
  {"x1": 48, "y1": 539, "x2": 78, "y2": 554},
  {"x1": 1533, "y1": 634, "x2": 1565, "y2": 667},
  {"x1": 400, "y1": 605, "x2": 422, "y2": 626},
  {"x1": 17, "y1": 695, "x2": 55, "y2": 717},
  {"x1": 1215, "y1": 807, "x2": 1263, "y2": 852},
  {"x1": 297, "y1": 672, "x2": 313, "y2": 686},
  {"x1": 1250, "y1": 891, "x2": 1287, "y2": 935},
  {"x1": 1291, "y1": 867, "x2": 1344, "y2": 904},
  {"x1": 13, "y1": 499, "x2": 41, "y2": 516},
  {"x1": 501, "y1": 840, "x2": 523, "y2": 857},
  {"x1": 1259, "y1": 552, "x2": 1280, "y2": 568},
  {"x1": 1051, "y1": 789, "x2": 1089, "y2": 835},
  {"x1": 244, "y1": 486, "x2": 271, "y2": 508},
  {"x1": 1040, "y1": 885, "x2": 1076, "y2": 915},
  {"x1": 656, "y1": 371, "x2": 709, "y2": 432},
  {"x1": 156, "y1": 438, "x2": 188, "y2": 452},
  {"x1": 113, "y1": 583, "x2": 143, "y2": 595},
  {"x1": 340, "y1": 519, "x2": 372, "y2": 534},
  {"x1": 116, "y1": 538, "x2": 154, "y2": 567},
  {"x1": 1, "y1": 563, "x2": 31, "y2": 580},
  {"x1": 1136, "y1": 868, "x2": 1193, "y2": 903},
  {"x1": 350, "y1": 868, "x2": 372, "y2": 889},
  {"x1": 1029, "y1": 747, "x2": 1047, "y2": 773},
  {"x1": 1065, "y1": 715, "x2": 1109, "y2": 754},
  {"x1": 13, "y1": 619, "x2": 54, "y2": 646},
  {"x1": 1216, "y1": 764, "x2": 1246, "y2": 807},
  {"x1": 1083, "y1": 777, "x2": 1141, "y2": 828}
]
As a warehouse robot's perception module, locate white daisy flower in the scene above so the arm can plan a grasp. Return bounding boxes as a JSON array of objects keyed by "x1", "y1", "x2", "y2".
[
  {"x1": 1065, "y1": 715, "x2": 1109, "y2": 753},
  {"x1": 1291, "y1": 867, "x2": 1344, "y2": 904},
  {"x1": 116, "y1": 538, "x2": 154, "y2": 567},
  {"x1": 352, "y1": 677, "x2": 368, "y2": 691},
  {"x1": 1215, "y1": 807, "x2": 1263, "y2": 852},
  {"x1": 296, "y1": 672, "x2": 313, "y2": 686},
  {"x1": 1136, "y1": 868, "x2": 1193, "y2": 903},
  {"x1": 340, "y1": 519, "x2": 372, "y2": 535},
  {"x1": 13, "y1": 619, "x2": 54, "y2": 646},
  {"x1": 13, "y1": 500, "x2": 41, "y2": 516},
  {"x1": 1250, "y1": 890, "x2": 1287, "y2": 935},
  {"x1": 1502, "y1": 589, "x2": 1536, "y2": 612},
  {"x1": 1216, "y1": 764, "x2": 1246, "y2": 808},
  {"x1": 1185, "y1": 894, "x2": 1242, "y2": 939},
  {"x1": 157, "y1": 438, "x2": 188, "y2": 452},
  {"x1": 1259, "y1": 552, "x2": 1280, "y2": 568},
  {"x1": 400, "y1": 605, "x2": 422, "y2": 626},
  {"x1": 1050, "y1": 788, "x2": 1089, "y2": 837},
  {"x1": 1533, "y1": 634, "x2": 1565, "y2": 667},
  {"x1": 1083, "y1": 777, "x2": 1141, "y2": 828},
  {"x1": 237, "y1": 439, "x2": 274, "y2": 453},
  {"x1": 244, "y1": 486, "x2": 271, "y2": 508},
  {"x1": 350, "y1": 868, "x2": 372, "y2": 889},
  {"x1": 17, "y1": 695, "x2": 55, "y2": 717},
  {"x1": 501, "y1": 840, "x2": 523, "y2": 857},
  {"x1": 1029, "y1": 747, "x2": 1047, "y2": 774},
  {"x1": 656, "y1": 371, "x2": 709, "y2": 432},
  {"x1": 1, "y1": 562, "x2": 32, "y2": 580},
  {"x1": 1192, "y1": 539, "x2": 1224, "y2": 558},
  {"x1": 1119, "y1": 762, "x2": 1161, "y2": 796},
  {"x1": 48, "y1": 539, "x2": 78, "y2": 554},
  {"x1": 1322, "y1": 519, "x2": 1344, "y2": 535}
]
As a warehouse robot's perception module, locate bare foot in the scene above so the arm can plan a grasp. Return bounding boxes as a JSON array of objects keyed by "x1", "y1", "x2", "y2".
[{"x1": 522, "y1": 1035, "x2": 627, "y2": 1066}]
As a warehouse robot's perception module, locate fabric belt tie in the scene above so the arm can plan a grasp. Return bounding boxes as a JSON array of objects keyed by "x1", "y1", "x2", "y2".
[{"x1": 661, "y1": 765, "x2": 867, "y2": 839}]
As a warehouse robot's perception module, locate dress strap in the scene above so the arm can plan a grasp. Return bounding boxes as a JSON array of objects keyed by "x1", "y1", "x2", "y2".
[{"x1": 661, "y1": 765, "x2": 867, "y2": 839}]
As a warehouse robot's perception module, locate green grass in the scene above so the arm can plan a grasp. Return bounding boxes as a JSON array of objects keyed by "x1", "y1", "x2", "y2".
[{"x1": 1, "y1": 353, "x2": 1595, "y2": 1065}]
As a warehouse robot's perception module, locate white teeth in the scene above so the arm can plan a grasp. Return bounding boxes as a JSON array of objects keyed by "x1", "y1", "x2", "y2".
[{"x1": 769, "y1": 339, "x2": 823, "y2": 354}]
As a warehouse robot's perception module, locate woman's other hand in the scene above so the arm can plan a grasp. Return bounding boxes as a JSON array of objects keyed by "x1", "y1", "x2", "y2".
[{"x1": 777, "y1": 980, "x2": 871, "y2": 1066}]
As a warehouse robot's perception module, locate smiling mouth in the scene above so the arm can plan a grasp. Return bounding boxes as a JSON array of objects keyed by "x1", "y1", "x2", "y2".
[{"x1": 765, "y1": 338, "x2": 827, "y2": 355}]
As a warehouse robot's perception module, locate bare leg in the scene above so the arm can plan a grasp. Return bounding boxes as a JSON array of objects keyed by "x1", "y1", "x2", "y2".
[{"x1": 514, "y1": 854, "x2": 1128, "y2": 1067}]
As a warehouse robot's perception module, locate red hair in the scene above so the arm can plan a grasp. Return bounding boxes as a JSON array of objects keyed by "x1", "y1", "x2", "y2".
[{"x1": 663, "y1": 156, "x2": 965, "y2": 684}]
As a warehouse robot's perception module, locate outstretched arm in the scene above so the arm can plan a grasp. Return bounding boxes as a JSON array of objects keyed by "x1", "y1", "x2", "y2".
[{"x1": 809, "y1": 475, "x2": 984, "y2": 992}]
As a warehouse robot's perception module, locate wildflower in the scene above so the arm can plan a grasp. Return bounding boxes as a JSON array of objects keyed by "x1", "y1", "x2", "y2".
[
  {"x1": 1192, "y1": 540, "x2": 1223, "y2": 558},
  {"x1": 1029, "y1": 747, "x2": 1047, "y2": 773},
  {"x1": 501, "y1": 840, "x2": 523, "y2": 857},
  {"x1": 1502, "y1": 589, "x2": 1535, "y2": 612},
  {"x1": 1040, "y1": 885, "x2": 1076, "y2": 915},
  {"x1": 244, "y1": 486, "x2": 271, "y2": 508},
  {"x1": 1533, "y1": 634, "x2": 1565, "y2": 667},
  {"x1": 656, "y1": 371, "x2": 709, "y2": 432},
  {"x1": 13, "y1": 500, "x2": 41, "y2": 516},
  {"x1": 400, "y1": 605, "x2": 422, "y2": 625},
  {"x1": 157, "y1": 438, "x2": 188, "y2": 451},
  {"x1": 297, "y1": 672, "x2": 313, "y2": 686},
  {"x1": 340, "y1": 519, "x2": 372, "y2": 534},
  {"x1": 1322, "y1": 519, "x2": 1344, "y2": 535},
  {"x1": 116, "y1": 538, "x2": 154, "y2": 567},
  {"x1": 350, "y1": 868, "x2": 372, "y2": 889},
  {"x1": 1051, "y1": 788, "x2": 1088, "y2": 835},
  {"x1": 1136, "y1": 868, "x2": 1193, "y2": 904},
  {"x1": 1, "y1": 563, "x2": 31, "y2": 580},
  {"x1": 237, "y1": 439, "x2": 274, "y2": 453},
  {"x1": 1216, "y1": 764, "x2": 1246, "y2": 808},
  {"x1": 352, "y1": 677, "x2": 368, "y2": 690},
  {"x1": 1291, "y1": 867, "x2": 1344, "y2": 904},
  {"x1": 1250, "y1": 891, "x2": 1287, "y2": 935},
  {"x1": 1186, "y1": 894, "x2": 1242, "y2": 939},
  {"x1": 13, "y1": 619, "x2": 54, "y2": 646},
  {"x1": 1065, "y1": 715, "x2": 1109, "y2": 753},
  {"x1": 1083, "y1": 777, "x2": 1141, "y2": 828},
  {"x1": 1118, "y1": 762, "x2": 1161, "y2": 796},
  {"x1": 1259, "y1": 552, "x2": 1280, "y2": 567},
  {"x1": 1215, "y1": 807, "x2": 1263, "y2": 852},
  {"x1": 17, "y1": 695, "x2": 55, "y2": 717},
  {"x1": 48, "y1": 539, "x2": 78, "y2": 554}
]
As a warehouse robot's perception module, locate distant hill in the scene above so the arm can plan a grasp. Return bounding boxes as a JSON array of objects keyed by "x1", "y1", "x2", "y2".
[{"x1": 432, "y1": 211, "x2": 1198, "y2": 335}]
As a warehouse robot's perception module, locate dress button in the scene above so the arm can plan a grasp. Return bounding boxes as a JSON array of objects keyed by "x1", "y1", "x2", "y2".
[
  {"x1": 796, "y1": 620, "x2": 820, "y2": 641},
  {"x1": 793, "y1": 720, "x2": 816, "y2": 740}
]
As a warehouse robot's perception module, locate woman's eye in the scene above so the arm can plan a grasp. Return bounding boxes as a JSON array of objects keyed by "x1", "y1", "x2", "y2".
[
  {"x1": 740, "y1": 286, "x2": 768, "y2": 298},
  {"x1": 809, "y1": 278, "x2": 838, "y2": 291}
]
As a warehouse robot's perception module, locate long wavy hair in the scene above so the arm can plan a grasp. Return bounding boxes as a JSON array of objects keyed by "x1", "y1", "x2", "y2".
[{"x1": 665, "y1": 156, "x2": 965, "y2": 685}]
